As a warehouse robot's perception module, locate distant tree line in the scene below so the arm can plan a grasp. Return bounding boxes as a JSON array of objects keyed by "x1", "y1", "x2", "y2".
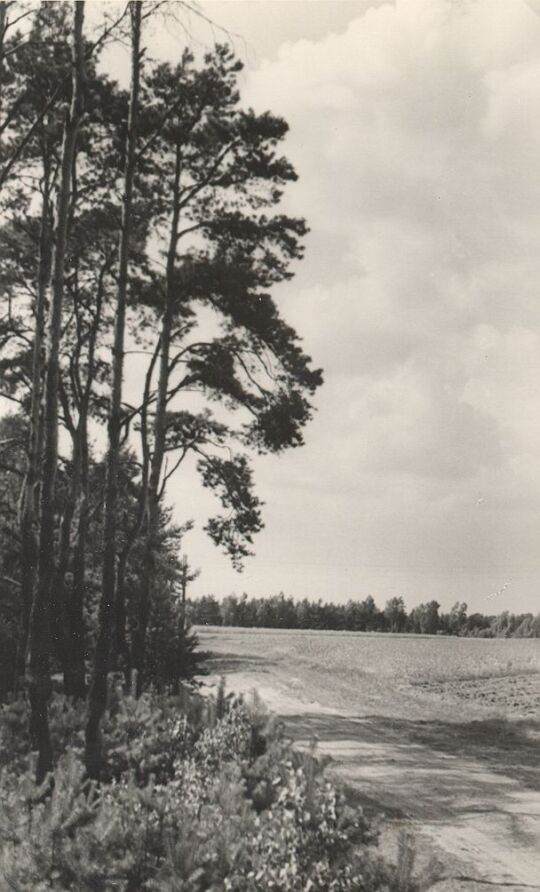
[{"x1": 189, "y1": 592, "x2": 540, "y2": 638}]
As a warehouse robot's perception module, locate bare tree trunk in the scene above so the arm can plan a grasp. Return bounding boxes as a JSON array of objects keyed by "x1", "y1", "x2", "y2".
[
  {"x1": 49, "y1": 436, "x2": 74, "y2": 676},
  {"x1": 58, "y1": 453, "x2": 89, "y2": 702},
  {"x1": 65, "y1": 288, "x2": 103, "y2": 700},
  {"x1": 66, "y1": 304, "x2": 103, "y2": 699},
  {"x1": 85, "y1": 0, "x2": 142, "y2": 779},
  {"x1": 19, "y1": 174, "x2": 51, "y2": 677},
  {"x1": 113, "y1": 337, "x2": 159, "y2": 684},
  {"x1": 53, "y1": 421, "x2": 83, "y2": 694},
  {"x1": 26, "y1": 0, "x2": 85, "y2": 785},
  {"x1": 59, "y1": 260, "x2": 108, "y2": 698},
  {"x1": 134, "y1": 145, "x2": 181, "y2": 696},
  {"x1": 68, "y1": 414, "x2": 91, "y2": 692}
]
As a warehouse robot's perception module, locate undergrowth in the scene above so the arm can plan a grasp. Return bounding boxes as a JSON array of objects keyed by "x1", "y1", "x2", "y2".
[{"x1": 0, "y1": 682, "x2": 422, "y2": 891}]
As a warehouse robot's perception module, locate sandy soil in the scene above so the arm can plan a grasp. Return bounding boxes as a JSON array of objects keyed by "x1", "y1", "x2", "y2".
[{"x1": 199, "y1": 629, "x2": 540, "y2": 891}]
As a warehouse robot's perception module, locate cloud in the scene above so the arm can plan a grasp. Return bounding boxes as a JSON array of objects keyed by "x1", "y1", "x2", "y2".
[{"x1": 186, "y1": 0, "x2": 540, "y2": 613}]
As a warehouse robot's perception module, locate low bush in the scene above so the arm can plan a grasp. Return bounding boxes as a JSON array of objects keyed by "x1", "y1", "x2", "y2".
[{"x1": 0, "y1": 686, "x2": 419, "y2": 891}]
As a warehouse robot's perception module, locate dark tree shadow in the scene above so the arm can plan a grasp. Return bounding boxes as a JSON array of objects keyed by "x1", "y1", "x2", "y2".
[
  {"x1": 278, "y1": 711, "x2": 540, "y2": 824},
  {"x1": 204, "y1": 651, "x2": 279, "y2": 674}
]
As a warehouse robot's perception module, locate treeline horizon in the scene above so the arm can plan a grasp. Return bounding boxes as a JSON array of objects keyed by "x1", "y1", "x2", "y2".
[{"x1": 189, "y1": 592, "x2": 540, "y2": 638}]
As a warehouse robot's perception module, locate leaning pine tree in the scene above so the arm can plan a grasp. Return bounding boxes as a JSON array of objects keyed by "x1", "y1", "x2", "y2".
[{"x1": 121, "y1": 45, "x2": 323, "y2": 694}]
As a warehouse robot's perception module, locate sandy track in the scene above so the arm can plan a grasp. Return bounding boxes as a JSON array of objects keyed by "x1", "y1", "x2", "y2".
[{"x1": 202, "y1": 652, "x2": 540, "y2": 891}]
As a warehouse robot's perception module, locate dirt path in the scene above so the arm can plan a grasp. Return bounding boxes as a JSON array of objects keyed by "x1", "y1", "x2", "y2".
[{"x1": 203, "y1": 663, "x2": 540, "y2": 891}]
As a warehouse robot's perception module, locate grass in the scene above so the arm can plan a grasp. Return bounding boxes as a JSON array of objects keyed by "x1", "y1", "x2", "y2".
[
  {"x1": 197, "y1": 626, "x2": 540, "y2": 721},
  {"x1": 198, "y1": 625, "x2": 540, "y2": 680}
]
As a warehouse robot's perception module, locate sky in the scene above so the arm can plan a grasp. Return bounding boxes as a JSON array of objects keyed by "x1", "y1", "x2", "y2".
[{"x1": 97, "y1": 0, "x2": 540, "y2": 614}]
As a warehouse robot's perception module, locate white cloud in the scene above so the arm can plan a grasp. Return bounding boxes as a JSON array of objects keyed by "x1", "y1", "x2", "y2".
[
  {"x1": 201, "y1": 0, "x2": 538, "y2": 611},
  {"x1": 163, "y1": 0, "x2": 540, "y2": 613}
]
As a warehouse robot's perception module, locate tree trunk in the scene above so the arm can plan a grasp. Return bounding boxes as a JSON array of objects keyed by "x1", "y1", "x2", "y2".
[
  {"x1": 85, "y1": 0, "x2": 142, "y2": 779},
  {"x1": 61, "y1": 259, "x2": 107, "y2": 698},
  {"x1": 56, "y1": 422, "x2": 84, "y2": 697},
  {"x1": 0, "y1": 1, "x2": 9, "y2": 124},
  {"x1": 115, "y1": 335, "x2": 159, "y2": 683},
  {"x1": 26, "y1": 0, "x2": 85, "y2": 785},
  {"x1": 66, "y1": 433, "x2": 88, "y2": 700},
  {"x1": 49, "y1": 434, "x2": 76, "y2": 677},
  {"x1": 19, "y1": 173, "x2": 51, "y2": 677},
  {"x1": 134, "y1": 144, "x2": 181, "y2": 696}
]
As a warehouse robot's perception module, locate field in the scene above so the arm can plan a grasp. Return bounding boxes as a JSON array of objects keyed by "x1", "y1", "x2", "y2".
[
  {"x1": 197, "y1": 627, "x2": 540, "y2": 890},
  {"x1": 198, "y1": 627, "x2": 540, "y2": 719}
]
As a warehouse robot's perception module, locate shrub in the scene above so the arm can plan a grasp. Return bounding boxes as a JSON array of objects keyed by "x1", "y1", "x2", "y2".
[{"x1": 0, "y1": 687, "x2": 420, "y2": 891}]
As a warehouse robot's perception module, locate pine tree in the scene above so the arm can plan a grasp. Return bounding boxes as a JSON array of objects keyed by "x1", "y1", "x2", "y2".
[
  {"x1": 126, "y1": 47, "x2": 322, "y2": 688},
  {"x1": 85, "y1": 0, "x2": 143, "y2": 779},
  {"x1": 27, "y1": 0, "x2": 86, "y2": 784}
]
